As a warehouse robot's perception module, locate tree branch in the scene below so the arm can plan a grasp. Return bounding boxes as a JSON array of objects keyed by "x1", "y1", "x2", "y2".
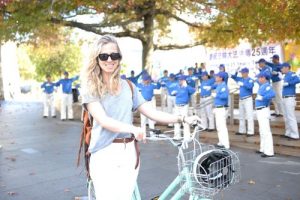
[
  {"x1": 154, "y1": 40, "x2": 207, "y2": 50},
  {"x1": 155, "y1": 9, "x2": 234, "y2": 33},
  {"x1": 60, "y1": 15, "x2": 142, "y2": 28},
  {"x1": 155, "y1": 9, "x2": 203, "y2": 28},
  {"x1": 50, "y1": 17, "x2": 143, "y2": 40}
]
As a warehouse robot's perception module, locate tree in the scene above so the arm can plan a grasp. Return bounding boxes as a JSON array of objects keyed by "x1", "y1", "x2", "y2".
[
  {"x1": 0, "y1": 0, "x2": 207, "y2": 73},
  {"x1": 192, "y1": 0, "x2": 300, "y2": 47},
  {"x1": 16, "y1": 28, "x2": 82, "y2": 82},
  {"x1": 0, "y1": 0, "x2": 299, "y2": 74},
  {"x1": 26, "y1": 42, "x2": 82, "y2": 82}
]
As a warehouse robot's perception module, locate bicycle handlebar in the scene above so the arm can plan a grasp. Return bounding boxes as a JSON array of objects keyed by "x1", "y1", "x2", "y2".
[{"x1": 146, "y1": 120, "x2": 205, "y2": 147}]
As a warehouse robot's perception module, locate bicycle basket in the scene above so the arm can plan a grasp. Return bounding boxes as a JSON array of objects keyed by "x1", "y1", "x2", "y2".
[{"x1": 177, "y1": 142, "x2": 240, "y2": 199}]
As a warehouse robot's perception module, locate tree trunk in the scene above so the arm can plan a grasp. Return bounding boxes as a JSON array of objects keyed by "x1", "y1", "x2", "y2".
[{"x1": 142, "y1": 10, "x2": 155, "y2": 75}]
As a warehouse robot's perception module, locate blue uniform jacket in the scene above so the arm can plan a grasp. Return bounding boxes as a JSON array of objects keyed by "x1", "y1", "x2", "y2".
[
  {"x1": 223, "y1": 72, "x2": 229, "y2": 85},
  {"x1": 214, "y1": 82, "x2": 229, "y2": 106},
  {"x1": 231, "y1": 73, "x2": 254, "y2": 99},
  {"x1": 199, "y1": 78, "x2": 215, "y2": 97},
  {"x1": 165, "y1": 80, "x2": 179, "y2": 96},
  {"x1": 282, "y1": 71, "x2": 300, "y2": 96},
  {"x1": 41, "y1": 82, "x2": 56, "y2": 94},
  {"x1": 56, "y1": 76, "x2": 79, "y2": 94},
  {"x1": 193, "y1": 68, "x2": 202, "y2": 78},
  {"x1": 255, "y1": 82, "x2": 275, "y2": 108},
  {"x1": 186, "y1": 75, "x2": 197, "y2": 88},
  {"x1": 158, "y1": 76, "x2": 169, "y2": 88},
  {"x1": 266, "y1": 62, "x2": 281, "y2": 82},
  {"x1": 175, "y1": 73, "x2": 183, "y2": 80},
  {"x1": 128, "y1": 71, "x2": 143, "y2": 86},
  {"x1": 137, "y1": 82, "x2": 161, "y2": 101},
  {"x1": 173, "y1": 85, "x2": 195, "y2": 105},
  {"x1": 259, "y1": 66, "x2": 272, "y2": 82}
]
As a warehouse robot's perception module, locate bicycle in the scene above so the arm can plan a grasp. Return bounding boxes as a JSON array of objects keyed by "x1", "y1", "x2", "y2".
[{"x1": 88, "y1": 121, "x2": 241, "y2": 200}]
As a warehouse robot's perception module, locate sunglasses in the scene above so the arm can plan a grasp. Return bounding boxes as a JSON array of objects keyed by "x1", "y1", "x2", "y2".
[{"x1": 98, "y1": 53, "x2": 122, "y2": 61}]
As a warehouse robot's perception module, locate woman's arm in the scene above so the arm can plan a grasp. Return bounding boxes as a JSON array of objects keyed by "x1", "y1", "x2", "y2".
[
  {"x1": 138, "y1": 101, "x2": 200, "y2": 124},
  {"x1": 86, "y1": 101, "x2": 144, "y2": 140},
  {"x1": 138, "y1": 101, "x2": 180, "y2": 124}
]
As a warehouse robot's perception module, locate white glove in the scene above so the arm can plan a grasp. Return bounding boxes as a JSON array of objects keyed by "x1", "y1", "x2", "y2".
[
  {"x1": 283, "y1": 82, "x2": 289, "y2": 86},
  {"x1": 182, "y1": 80, "x2": 187, "y2": 87},
  {"x1": 171, "y1": 91, "x2": 177, "y2": 95},
  {"x1": 211, "y1": 92, "x2": 216, "y2": 98},
  {"x1": 272, "y1": 71, "x2": 278, "y2": 75},
  {"x1": 238, "y1": 82, "x2": 244, "y2": 86},
  {"x1": 256, "y1": 94, "x2": 263, "y2": 100}
]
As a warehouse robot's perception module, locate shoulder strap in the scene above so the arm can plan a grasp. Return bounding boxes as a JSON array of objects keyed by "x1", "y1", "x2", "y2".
[{"x1": 125, "y1": 79, "x2": 134, "y2": 100}]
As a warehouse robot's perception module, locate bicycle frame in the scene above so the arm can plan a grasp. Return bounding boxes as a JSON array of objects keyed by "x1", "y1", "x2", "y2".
[
  {"x1": 131, "y1": 124, "x2": 212, "y2": 200},
  {"x1": 131, "y1": 150, "x2": 211, "y2": 200}
]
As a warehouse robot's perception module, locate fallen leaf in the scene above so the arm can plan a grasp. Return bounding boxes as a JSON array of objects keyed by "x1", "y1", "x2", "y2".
[
  {"x1": 7, "y1": 191, "x2": 17, "y2": 196},
  {"x1": 248, "y1": 179, "x2": 255, "y2": 185},
  {"x1": 29, "y1": 172, "x2": 35, "y2": 176},
  {"x1": 5, "y1": 157, "x2": 16, "y2": 162},
  {"x1": 74, "y1": 197, "x2": 88, "y2": 200},
  {"x1": 64, "y1": 188, "x2": 70, "y2": 192}
]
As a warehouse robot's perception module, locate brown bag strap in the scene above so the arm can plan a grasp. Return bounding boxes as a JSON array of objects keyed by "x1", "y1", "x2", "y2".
[
  {"x1": 125, "y1": 79, "x2": 140, "y2": 169},
  {"x1": 134, "y1": 139, "x2": 140, "y2": 169},
  {"x1": 77, "y1": 111, "x2": 89, "y2": 167},
  {"x1": 125, "y1": 79, "x2": 134, "y2": 100},
  {"x1": 77, "y1": 110, "x2": 93, "y2": 179}
]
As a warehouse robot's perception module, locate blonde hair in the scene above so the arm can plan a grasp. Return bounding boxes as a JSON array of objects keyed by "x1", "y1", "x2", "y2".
[{"x1": 81, "y1": 35, "x2": 122, "y2": 97}]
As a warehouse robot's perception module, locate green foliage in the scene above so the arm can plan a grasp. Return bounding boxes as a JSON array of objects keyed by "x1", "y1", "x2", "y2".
[
  {"x1": 1, "y1": 0, "x2": 298, "y2": 47},
  {"x1": 17, "y1": 46, "x2": 36, "y2": 81},
  {"x1": 18, "y1": 28, "x2": 83, "y2": 82},
  {"x1": 0, "y1": 0, "x2": 299, "y2": 72},
  {"x1": 191, "y1": 0, "x2": 300, "y2": 47},
  {"x1": 27, "y1": 42, "x2": 82, "y2": 82}
]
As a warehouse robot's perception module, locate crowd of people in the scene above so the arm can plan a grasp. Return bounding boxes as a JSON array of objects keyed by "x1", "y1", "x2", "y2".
[
  {"x1": 121, "y1": 55, "x2": 300, "y2": 158},
  {"x1": 39, "y1": 53, "x2": 300, "y2": 159}
]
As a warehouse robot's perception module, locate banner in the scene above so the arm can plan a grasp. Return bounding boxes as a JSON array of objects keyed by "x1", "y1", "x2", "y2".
[{"x1": 206, "y1": 43, "x2": 283, "y2": 77}]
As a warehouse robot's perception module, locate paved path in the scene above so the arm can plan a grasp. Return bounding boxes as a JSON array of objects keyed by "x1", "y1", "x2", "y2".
[{"x1": 0, "y1": 101, "x2": 300, "y2": 200}]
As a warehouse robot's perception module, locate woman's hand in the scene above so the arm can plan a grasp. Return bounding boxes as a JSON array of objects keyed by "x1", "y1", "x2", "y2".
[
  {"x1": 132, "y1": 126, "x2": 146, "y2": 142},
  {"x1": 184, "y1": 115, "x2": 201, "y2": 125}
]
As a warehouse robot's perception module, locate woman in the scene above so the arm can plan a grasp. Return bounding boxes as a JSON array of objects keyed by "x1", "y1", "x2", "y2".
[{"x1": 81, "y1": 35, "x2": 200, "y2": 200}]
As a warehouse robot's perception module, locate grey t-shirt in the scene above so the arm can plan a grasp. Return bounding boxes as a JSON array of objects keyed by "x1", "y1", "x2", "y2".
[{"x1": 81, "y1": 79, "x2": 146, "y2": 153}]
